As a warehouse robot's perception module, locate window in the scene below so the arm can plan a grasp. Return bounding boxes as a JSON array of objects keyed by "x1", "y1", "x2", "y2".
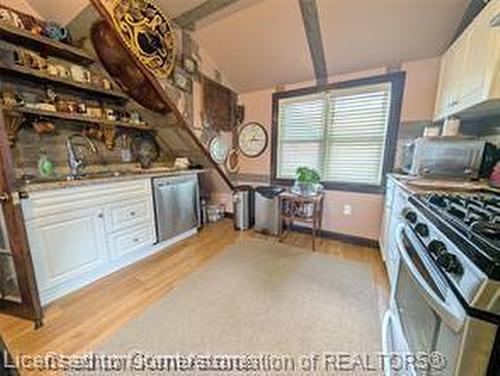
[{"x1": 272, "y1": 73, "x2": 404, "y2": 192}]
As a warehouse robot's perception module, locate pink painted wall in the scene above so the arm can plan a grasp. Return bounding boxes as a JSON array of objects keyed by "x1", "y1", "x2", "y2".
[
  {"x1": 235, "y1": 58, "x2": 440, "y2": 240},
  {"x1": 400, "y1": 57, "x2": 441, "y2": 122}
]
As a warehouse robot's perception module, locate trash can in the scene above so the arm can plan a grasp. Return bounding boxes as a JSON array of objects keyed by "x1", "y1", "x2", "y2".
[
  {"x1": 233, "y1": 185, "x2": 254, "y2": 231},
  {"x1": 255, "y1": 186, "x2": 285, "y2": 236}
]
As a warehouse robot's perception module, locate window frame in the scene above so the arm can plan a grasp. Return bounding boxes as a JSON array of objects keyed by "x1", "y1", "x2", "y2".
[{"x1": 270, "y1": 72, "x2": 406, "y2": 194}]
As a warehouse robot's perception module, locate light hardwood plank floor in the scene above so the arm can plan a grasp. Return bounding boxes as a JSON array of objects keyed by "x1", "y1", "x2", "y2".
[{"x1": 0, "y1": 220, "x2": 389, "y2": 375}]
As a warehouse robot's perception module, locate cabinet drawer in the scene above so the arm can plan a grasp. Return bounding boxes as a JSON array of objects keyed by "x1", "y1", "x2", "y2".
[
  {"x1": 105, "y1": 200, "x2": 152, "y2": 233},
  {"x1": 107, "y1": 223, "x2": 155, "y2": 261}
]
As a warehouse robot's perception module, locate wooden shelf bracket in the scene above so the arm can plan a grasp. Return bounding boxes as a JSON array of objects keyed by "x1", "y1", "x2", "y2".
[{"x1": 4, "y1": 110, "x2": 25, "y2": 147}]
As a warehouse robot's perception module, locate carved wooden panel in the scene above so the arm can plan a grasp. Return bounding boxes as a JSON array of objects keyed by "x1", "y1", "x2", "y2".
[{"x1": 202, "y1": 77, "x2": 237, "y2": 132}]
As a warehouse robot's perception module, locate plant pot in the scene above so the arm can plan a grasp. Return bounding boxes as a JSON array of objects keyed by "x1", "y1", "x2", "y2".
[{"x1": 291, "y1": 181, "x2": 323, "y2": 197}]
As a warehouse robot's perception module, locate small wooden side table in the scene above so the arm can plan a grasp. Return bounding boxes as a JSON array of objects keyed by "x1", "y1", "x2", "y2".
[{"x1": 278, "y1": 191, "x2": 324, "y2": 251}]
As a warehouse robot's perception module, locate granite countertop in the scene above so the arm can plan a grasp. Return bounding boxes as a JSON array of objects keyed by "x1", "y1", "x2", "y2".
[
  {"x1": 17, "y1": 168, "x2": 206, "y2": 194},
  {"x1": 388, "y1": 173, "x2": 497, "y2": 194}
]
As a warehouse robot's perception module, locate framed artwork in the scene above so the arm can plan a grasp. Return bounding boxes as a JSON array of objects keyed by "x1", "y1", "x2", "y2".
[{"x1": 172, "y1": 66, "x2": 193, "y2": 93}]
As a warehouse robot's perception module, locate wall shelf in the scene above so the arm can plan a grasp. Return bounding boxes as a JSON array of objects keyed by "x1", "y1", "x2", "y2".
[
  {"x1": 0, "y1": 63, "x2": 129, "y2": 102},
  {"x1": 0, "y1": 23, "x2": 94, "y2": 65},
  {"x1": 2, "y1": 106, "x2": 154, "y2": 132}
]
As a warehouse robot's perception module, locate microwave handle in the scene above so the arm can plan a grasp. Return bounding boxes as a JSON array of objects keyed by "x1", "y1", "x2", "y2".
[{"x1": 396, "y1": 224, "x2": 466, "y2": 332}]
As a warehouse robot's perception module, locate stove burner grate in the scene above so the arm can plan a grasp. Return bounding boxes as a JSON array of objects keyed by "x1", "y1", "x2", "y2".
[{"x1": 422, "y1": 192, "x2": 500, "y2": 250}]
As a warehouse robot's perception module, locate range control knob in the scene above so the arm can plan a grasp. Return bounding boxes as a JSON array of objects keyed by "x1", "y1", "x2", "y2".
[
  {"x1": 415, "y1": 223, "x2": 429, "y2": 237},
  {"x1": 428, "y1": 240, "x2": 447, "y2": 257},
  {"x1": 437, "y1": 253, "x2": 464, "y2": 276},
  {"x1": 402, "y1": 208, "x2": 417, "y2": 224}
]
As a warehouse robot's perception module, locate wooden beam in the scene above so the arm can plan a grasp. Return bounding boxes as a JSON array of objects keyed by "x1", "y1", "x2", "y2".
[
  {"x1": 174, "y1": 0, "x2": 241, "y2": 30},
  {"x1": 90, "y1": 0, "x2": 235, "y2": 190},
  {"x1": 299, "y1": 0, "x2": 328, "y2": 86}
]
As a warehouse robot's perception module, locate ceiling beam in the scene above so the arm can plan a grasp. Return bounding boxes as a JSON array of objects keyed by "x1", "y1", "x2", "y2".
[
  {"x1": 174, "y1": 0, "x2": 242, "y2": 30},
  {"x1": 299, "y1": 0, "x2": 328, "y2": 86}
]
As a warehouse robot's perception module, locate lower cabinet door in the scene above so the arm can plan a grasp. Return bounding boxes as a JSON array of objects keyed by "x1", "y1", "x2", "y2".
[{"x1": 26, "y1": 208, "x2": 109, "y2": 293}]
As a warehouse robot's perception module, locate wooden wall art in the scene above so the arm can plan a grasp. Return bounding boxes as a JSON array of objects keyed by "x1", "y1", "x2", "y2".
[
  {"x1": 110, "y1": 0, "x2": 175, "y2": 78},
  {"x1": 202, "y1": 76, "x2": 237, "y2": 132}
]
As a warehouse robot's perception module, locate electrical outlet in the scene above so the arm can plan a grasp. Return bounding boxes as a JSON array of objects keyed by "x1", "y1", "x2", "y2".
[{"x1": 343, "y1": 204, "x2": 353, "y2": 216}]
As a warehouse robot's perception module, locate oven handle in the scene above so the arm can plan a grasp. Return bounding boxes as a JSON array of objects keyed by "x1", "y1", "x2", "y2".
[{"x1": 396, "y1": 224, "x2": 466, "y2": 332}]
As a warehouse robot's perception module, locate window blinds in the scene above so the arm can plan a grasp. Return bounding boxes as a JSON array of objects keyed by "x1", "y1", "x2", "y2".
[
  {"x1": 277, "y1": 94, "x2": 326, "y2": 179},
  {"x1": 276, "y1": 82, "x2": 392, "y2": 186}
]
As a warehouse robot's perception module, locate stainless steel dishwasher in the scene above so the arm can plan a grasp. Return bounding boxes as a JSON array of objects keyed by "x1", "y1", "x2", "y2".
[{"x1": 153, "y1": 175, "x2": 200, "y2": 242}]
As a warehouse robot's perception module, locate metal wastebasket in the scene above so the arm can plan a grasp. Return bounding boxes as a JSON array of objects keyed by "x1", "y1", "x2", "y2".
[
  {"x1": 233, "y1": 185, "x2": 254, "y2": 231},
  {"x1": 255, "y1": 186, "x2": 285, "y2": 236}
]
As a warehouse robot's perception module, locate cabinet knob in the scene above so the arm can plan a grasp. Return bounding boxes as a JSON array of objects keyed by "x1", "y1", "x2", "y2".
[
  {"x1": 130, "y1": 211, "x2": 136, "y2": 216},
  {"x1": 98, "y1": 213, "x2": 104, "y2": 218}
]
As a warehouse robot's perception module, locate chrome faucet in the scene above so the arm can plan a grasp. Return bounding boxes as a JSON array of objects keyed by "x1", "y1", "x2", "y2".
[{"x1": 66, "y1": 133, "x2": 98, "y2": 179}]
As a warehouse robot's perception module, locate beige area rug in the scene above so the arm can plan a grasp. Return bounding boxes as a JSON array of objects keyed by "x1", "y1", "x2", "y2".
[{"x1": 71, "y1": 240, "x2": 382, "y2": 375}]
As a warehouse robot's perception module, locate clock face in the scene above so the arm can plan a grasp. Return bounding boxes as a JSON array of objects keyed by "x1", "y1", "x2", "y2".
[{"x1": 238, "y1": 122, "x2": 268, "y2": 158}]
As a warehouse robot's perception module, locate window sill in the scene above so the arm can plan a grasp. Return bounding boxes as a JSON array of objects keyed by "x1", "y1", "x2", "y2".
[{"x1": 272, "y1": 178, "x2": 385, "y2": 195}]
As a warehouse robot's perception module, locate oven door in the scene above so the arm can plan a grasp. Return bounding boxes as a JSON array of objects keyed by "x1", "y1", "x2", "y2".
[{"x1": 392, "y1": 224, "x2": 466, "y2": 371}]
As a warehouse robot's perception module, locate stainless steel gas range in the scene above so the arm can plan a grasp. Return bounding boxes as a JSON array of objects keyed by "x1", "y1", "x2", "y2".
[{"x1": 383, "y1": 190, "x2": 500, "y2": 376}]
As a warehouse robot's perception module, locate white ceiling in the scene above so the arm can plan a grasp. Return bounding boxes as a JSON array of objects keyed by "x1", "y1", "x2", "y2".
[
  {"x1": 317, "y1": 0, "x2": 469, "y2": 77},
  {"x1": 195, "y1": 0, "x2": 314, "y2": 92},
  {"x1": 24, "y1": 0, "x2": 470, "y2": 93},
  {"x1": 195, "y1": 0, "x2": 469, "y2": 92}
]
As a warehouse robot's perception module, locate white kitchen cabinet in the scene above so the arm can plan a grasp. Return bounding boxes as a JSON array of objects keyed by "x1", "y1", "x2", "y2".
[
  {"x1": 434, "y1": 0, "x2": 500, "y2": 120},
  {"x1": 22, "y1": 178, "x2": 162, "y2": 304},
  {"x1": 107, "y1": 223, "x2": 156, "y2": 261},
  {"x1": 26, "y1": 207, "x2": 108, "y2": 293}
]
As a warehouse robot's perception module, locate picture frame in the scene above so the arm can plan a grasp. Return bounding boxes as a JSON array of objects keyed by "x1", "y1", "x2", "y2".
[
  {"x1": 183, "y1": 56, "x2": 198, "y2": 75},
  {"x1": 172, "y1": 66, "x2": 193, "y2": 93}
]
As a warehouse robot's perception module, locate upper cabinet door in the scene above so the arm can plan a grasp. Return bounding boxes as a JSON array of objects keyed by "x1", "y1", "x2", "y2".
[
  {"x1": 434, "y1": 39, "x2": 467, "y2": 120},
  {"x1": 461, "y1": 9, "x2": 494, "y2": 106},
  {"x1": 434, "y1": 0, "x2": 500, "y2": 121}
]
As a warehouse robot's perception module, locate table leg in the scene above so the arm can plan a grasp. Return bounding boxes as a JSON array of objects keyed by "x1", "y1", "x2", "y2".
[{"x1": 312, "y1": 225, "x2": 316, "y2": 252}]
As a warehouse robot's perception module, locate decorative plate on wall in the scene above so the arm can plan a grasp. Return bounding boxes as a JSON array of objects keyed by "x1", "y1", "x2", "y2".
[
  {"x1": 110, "y1": 0, "x2": 176, "y2": 78},
  {"x1": 131, "y1": 133, "x2": 160, "y2": 169},
  {"x1": 238, "y1": 122, "x2": 268, "y2": 158},
  {"x1": 208, "y1": 135, "x2": 229, "y2": 165},
  {"x1": 226, "y1": 149, "x2": 240, "y2": 173}
]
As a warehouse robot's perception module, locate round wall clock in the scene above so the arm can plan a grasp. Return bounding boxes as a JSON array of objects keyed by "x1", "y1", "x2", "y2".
[
  {"x1": 238, "y1": 122, "x2": 268, "y2": 158},
  {"x1": 208, "y1": 135, "x2": 229, "y2": 165}
]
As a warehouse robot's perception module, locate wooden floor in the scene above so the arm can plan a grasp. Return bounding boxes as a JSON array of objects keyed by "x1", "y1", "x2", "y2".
[{"x1": 0, "y1": 220, "x2": 389, "y2": 375}]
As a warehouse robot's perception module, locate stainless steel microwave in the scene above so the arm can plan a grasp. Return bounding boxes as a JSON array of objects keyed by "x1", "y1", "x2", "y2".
[{"x1": 401, "y1": 137, "x2": 495, "y2": 179}]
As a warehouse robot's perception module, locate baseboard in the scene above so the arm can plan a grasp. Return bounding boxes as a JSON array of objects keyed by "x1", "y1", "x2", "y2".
[{"x1": 291, "y1": 225, "x2": 379, "y2": 249}]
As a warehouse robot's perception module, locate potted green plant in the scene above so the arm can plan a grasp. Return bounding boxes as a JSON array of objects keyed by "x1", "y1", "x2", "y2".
[{"x1": 292, "y1": 166, "x2": 323, "y2": 196}]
